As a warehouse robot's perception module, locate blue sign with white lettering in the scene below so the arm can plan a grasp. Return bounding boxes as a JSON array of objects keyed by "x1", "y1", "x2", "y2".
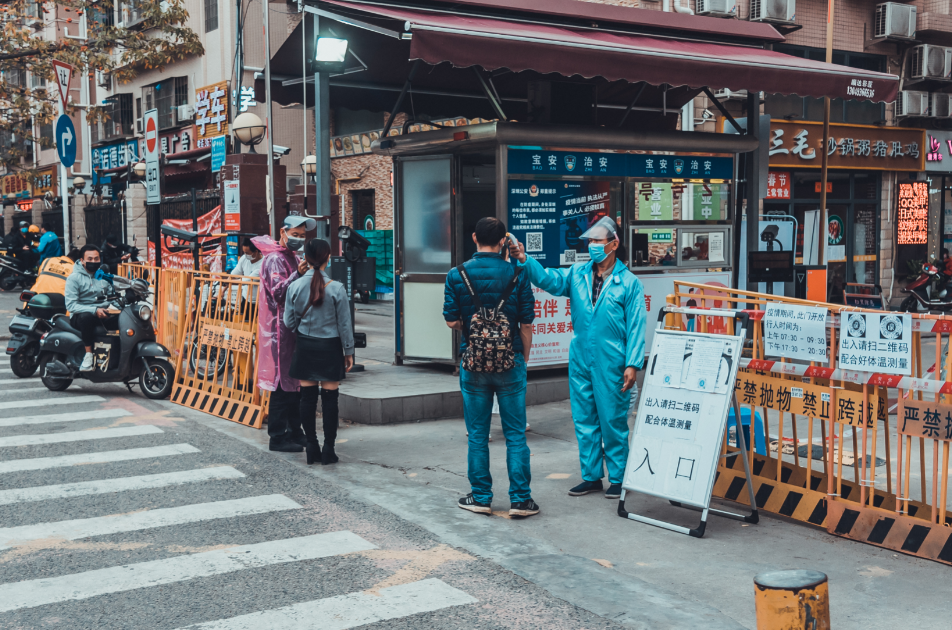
[
  {"x1": 55, "y1": 115, "x2": 77, "y2": 168},
  {"x1": 92, "y1": 140, "x2": 140, "y2": 185},
  {"x1": 507, "y1": 148, "x2": 733, "y2": 180},
  {"x1": 508, "y1": 149, "x2": 627, "y2": 177},
  {"x1": 211, "y1": 136, "x2": 226, "y2": 173}
]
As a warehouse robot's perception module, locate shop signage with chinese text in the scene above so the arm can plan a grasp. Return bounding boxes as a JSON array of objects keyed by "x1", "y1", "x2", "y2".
[
  {"x1": 195, "y1": 81, "x2": 229, "y2": 148},
  {"x1": 92, "y1": 140, "x2": 139, "y2": 174},
  {"x1": 765, "y1": 171, "x2": 791, "y2": 200},
  {"x1": 156, "y1": 126, "x2": 194, "y2": 156},
  {"x1": 31, "y1": 167, "x2": 56, "y2": 197},
  {"x1": 507, "y1": 149, "x2": 734, "y2": 179},
  {"x1": 924, "y1": 131, "x2": 952, "y2": 173},
  {"x1": 768, "y1": 120, "x2": 925, "y2": 172},
  {"x1": 897, "y1": 182, "x2": 929, "y2": 245},
  {"x1": 2, "y1": 173, "x2": 31, "y2": 198}
]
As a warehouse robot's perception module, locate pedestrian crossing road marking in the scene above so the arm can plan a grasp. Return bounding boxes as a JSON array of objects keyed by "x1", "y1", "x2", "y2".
[
  {"x1": 0, "y1": 387, "x2": 50, "y2": 396},
  {"x1": 0, "y1": 531, "x2": 377, "y2": 613},
  {"x1": 0, "y1": 424, "x2": 162, "y2": 448},
  {"x1": 0, "y1": 443, "x2": 200, "y2": 474},
  {"x1": 0, "y1": 494, "x2": 301, "y2": 551},
  {"x1": 0, "y1": 466, "x2": 245, "y2": 506},
  {"x1": 0, "y1": 395, "x2": 105, "y2": 411},
  {"x1": 0, "y1": 408, "x2": 132, "y2": 428},
  {"x1": 179, "y1": 578, "x2": 477, "y2": 629}
]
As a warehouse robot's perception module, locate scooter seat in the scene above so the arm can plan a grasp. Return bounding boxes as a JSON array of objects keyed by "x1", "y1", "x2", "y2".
[{"x1": 53, "y1": 315, "x2": 110, "y2": 339}]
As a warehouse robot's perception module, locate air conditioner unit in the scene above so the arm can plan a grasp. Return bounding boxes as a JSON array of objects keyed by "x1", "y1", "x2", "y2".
[
  {"x1": 714, "y1": 88, "x2": 748, "y2": 100},
  {"x1": 96, "y1": 69, "x2": 111, "y2": 90},
  {"x1": 135, "y1": 117, "x2": 143, "y2": 134},
  {"x1": 750, "y1": 0, "x2": 795, "y2": 23},
  {"x1": 932, "y1": 93, "x2": 952, "y2": 118},
  {"x1": 896, "y1": 90, "x2": 931, "y2": 117},
  {"x1": 874, "y1": 3, "x2": 916, "y2": 40},
  {"x1": 910, "y1": 45, "x2": 952, "y2": 81},
  {"x1": 175, "y1": 104, "x2": 194, "y2": 124},
  {"x1": 697, "y1": 0, "x2": 736, "y2": 18}
]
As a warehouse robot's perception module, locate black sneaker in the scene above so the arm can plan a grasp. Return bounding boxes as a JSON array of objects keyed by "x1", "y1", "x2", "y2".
[
  {"x1": 269, "y1": 438, "x2": 304, "y2": 453},
  {"x1": 458, "y1": 493, "x2": 491, "y2": 514},
  {"x1": 568, "y1": 480, "x2": 603, "y2": 496},
  {"x1": 509, "y1": 499, "x2": 540, "y2": 518},
  {"x1": 290, "y1": 432, "x2": 307, "y2": 448},
  {"x1": 605, "y1": 483, "x2": 622, "y2": 499}
]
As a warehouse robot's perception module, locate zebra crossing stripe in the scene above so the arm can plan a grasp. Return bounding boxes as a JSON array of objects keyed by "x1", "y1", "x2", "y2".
[
  {"x1": 0, "y1": 395, "x2": 105, "y2": 411},
  {"x1": 0, "y1": 425, "x2": 162, "y2": 448},
  {"x1": 0, "y1": 408, "x2": 133, "y2": 428},
  {"x1": 181, "y1": 578, "x2": 477, "y2": 630},
  {"x1": 0, "y1": 443, "x2": 200, "y2": 474},
  {"x1": 0, "y1": 494, "x2": 301, "y2": 551},
  {"x1": 0, "y1": 387, "x2": 55, "y2": 396},
  {"x1": 0, "y1": 466, "x2": 245, "y2": 506},
  {"x1": 0, "y1": 531, "x2": 376, "y2": 613}
]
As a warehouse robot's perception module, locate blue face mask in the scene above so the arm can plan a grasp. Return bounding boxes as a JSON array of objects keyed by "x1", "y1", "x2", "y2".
[{"x1": 588, "y1": 243, "x2": 608, "y2": 263}]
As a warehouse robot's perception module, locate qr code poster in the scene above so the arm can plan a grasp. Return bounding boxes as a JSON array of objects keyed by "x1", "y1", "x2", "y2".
[
  {"x1": 837, "y1": 312, "x2": 911, "y2": 375},
  {"x1": 526, "y1": 232, "x2": 543, "y2": 252}
]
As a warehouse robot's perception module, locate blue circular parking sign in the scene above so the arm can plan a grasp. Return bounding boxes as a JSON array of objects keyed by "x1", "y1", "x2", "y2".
[{"x1": 55, "y1": 115, "x2": 77, "y2": 168}]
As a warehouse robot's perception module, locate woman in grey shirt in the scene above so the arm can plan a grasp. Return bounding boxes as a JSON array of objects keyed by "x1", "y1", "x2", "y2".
[{"x1": 284, "y1": 238, "x2": 354, "y2": 465}]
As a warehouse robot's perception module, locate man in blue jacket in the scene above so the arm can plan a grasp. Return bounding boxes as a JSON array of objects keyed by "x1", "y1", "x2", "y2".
[
  {"x1": 511, "y1": 216, "x2": 646, "y2": 500},
  {"x1": 36, "y1": 222, "x2": 63, "y2": 263},
  {"x1": 444, "y1": 217, "x2": 537, "y2": 518}
]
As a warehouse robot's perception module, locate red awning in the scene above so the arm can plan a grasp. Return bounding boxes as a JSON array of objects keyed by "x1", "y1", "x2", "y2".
[{"x1": 325, "y1": 0, "x2": 899, "y2": 103}]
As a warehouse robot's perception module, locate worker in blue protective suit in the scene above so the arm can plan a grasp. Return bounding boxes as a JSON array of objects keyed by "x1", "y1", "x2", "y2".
[{"x1": 510, "y1": 216, "x2": 646, "y2": 499}]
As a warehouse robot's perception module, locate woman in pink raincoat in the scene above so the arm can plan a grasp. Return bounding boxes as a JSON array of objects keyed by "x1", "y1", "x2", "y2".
[{"x1": 253, "y1": 215, "x2": 315, "y2": 452}]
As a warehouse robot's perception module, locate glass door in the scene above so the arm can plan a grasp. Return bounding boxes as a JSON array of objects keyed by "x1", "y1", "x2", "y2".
[
  {"x1": 395, "y1": 155, "x2": 456, "y2": 362},
  {"x1": 826, "y1": 204, "x2": 850, "y2": 303},
  {"x1": 851, "y1": 204, "x2": 879, "y2": 286}
]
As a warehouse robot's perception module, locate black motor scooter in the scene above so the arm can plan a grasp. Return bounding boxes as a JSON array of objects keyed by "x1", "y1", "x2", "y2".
[
  {"x1": 38, "y1": 276, "x2": 176, "y2": 399},
  {"x1": 0, "y1": 254, "x2": 36, "y2": 291},
  {"x1": 6, "y1": 290, "x2": 67, "y2": 377}
]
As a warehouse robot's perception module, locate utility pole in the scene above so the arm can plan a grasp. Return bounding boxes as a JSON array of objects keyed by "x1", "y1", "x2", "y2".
[
  {"x1": 818, "y1": 0, "x2": 834, "y2": 266},
  {"x1": 262, "y1": 0, "x2": 276, "y2": 238}
]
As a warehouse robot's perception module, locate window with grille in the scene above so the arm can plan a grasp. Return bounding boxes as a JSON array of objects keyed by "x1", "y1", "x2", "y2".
[
  {"x1": 205, "y1": 0, "x2": 218, "y2": 32},
  {"x1": 142, "y1": 77, "x2": 188, "y2": 130}
]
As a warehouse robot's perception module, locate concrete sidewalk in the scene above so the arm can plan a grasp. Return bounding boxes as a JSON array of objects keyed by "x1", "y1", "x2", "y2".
[
  {"x1": 317, "y1": 399, "x2": 949, "y2": 629},
  {"x1": 339, "y1": 301, "x2": 570, "y2": 424}
]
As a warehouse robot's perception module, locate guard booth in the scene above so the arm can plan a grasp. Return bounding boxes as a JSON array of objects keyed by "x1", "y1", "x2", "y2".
[{"x1": 379, "y1": 122, "x2": 757, "y2": 365}]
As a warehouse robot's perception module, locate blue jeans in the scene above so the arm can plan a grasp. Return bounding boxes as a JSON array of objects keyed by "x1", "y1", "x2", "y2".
[{"x1": 460, "y1": 354, "x2": 531, "y2": 504}]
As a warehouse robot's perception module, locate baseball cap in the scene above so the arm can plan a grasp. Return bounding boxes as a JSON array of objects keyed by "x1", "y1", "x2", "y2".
[{"x1": 283, "y1": 215, "x2": 317, "y2": 231}]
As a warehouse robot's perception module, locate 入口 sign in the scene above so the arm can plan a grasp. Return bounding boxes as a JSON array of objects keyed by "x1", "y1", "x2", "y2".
[{"x1": 768, "y1": 120, "x2": 925, "y2": 172}]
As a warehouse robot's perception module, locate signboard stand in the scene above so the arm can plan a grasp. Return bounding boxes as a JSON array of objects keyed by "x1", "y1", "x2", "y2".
[{"x1": 617, "y1": 308, "x2": 758, "y2": 537}]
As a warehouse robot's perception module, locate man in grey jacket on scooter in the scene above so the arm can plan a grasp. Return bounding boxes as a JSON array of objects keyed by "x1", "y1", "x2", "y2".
[{"x1": 64, "y1": 244, "x2": 117, "y2": 372}]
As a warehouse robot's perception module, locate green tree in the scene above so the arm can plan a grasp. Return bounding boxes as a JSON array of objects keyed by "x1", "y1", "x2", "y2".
[{"x1": 0, "y1": 0, "x2": 203, "y2": 175}]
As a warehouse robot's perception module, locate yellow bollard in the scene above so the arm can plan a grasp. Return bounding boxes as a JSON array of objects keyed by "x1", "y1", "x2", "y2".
[{"x1": 753, "y1": 570, "x2": 830, "y2": 630}]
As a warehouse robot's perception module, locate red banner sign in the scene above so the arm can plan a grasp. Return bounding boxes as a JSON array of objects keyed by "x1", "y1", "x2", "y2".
[{"x1": 147, "y1": 205, "x2": 223, "y2": 271}]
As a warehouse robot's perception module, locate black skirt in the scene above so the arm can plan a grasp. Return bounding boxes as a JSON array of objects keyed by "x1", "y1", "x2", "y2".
[{"x1": 289, "y1": 335, "x2": 347, "y2": 382}]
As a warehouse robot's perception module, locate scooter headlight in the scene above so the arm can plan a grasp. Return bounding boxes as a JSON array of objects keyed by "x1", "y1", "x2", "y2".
[{"x1": 137, "y1": 304, "x2": 152, "y2": 322}]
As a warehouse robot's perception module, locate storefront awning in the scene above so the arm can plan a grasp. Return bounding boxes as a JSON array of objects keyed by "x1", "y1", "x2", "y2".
[{"x1": 322, "y1": 0, "x2": 899, "y2": 103}]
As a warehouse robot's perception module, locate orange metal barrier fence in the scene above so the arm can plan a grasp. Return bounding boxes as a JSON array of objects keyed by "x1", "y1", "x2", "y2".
[
  {"x1": 168, "y1": 271, "x2": 266, "y2": 428},
  {"x1": 121, "y1": 264, "x2": 267, "y2": 429},
  {"x1": 670, "y1": 281, "x2": 952, "y2": 565}
]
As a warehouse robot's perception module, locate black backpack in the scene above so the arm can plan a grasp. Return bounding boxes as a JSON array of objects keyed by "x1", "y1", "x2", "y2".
[{"x1": 457, "y1": 264, "x2": 521, "y2": 373}]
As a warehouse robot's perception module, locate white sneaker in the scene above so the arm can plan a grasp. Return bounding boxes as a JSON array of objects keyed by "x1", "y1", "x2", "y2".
[{"x1": 80, "y1": 352, "x2": 95, "y2": 372}]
